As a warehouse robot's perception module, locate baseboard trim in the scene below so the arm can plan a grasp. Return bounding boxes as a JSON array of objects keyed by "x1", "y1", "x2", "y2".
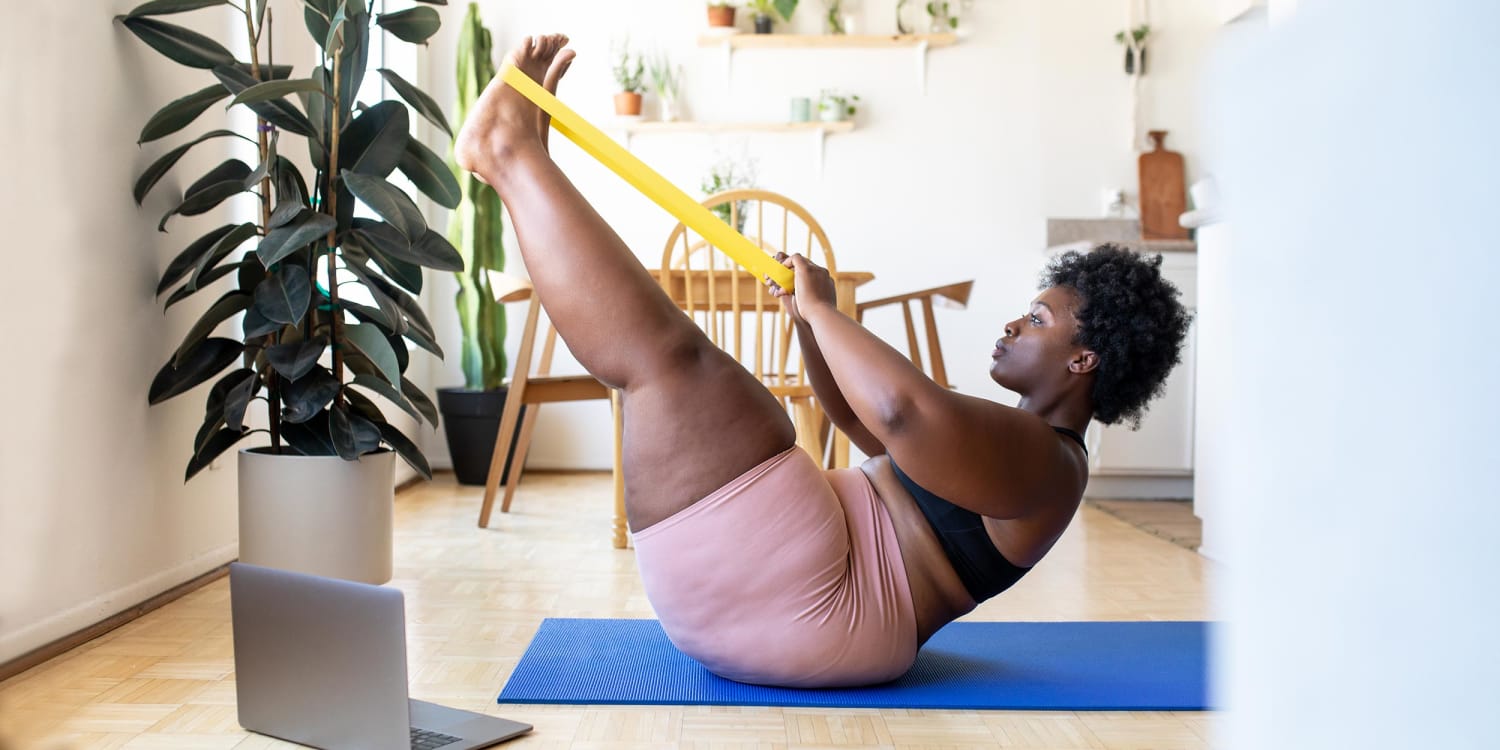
[
  {"x1": 0, "y1": 560, "x2": 232, "y2": 684},
  {"x1": 2, "y1": 476, "x2": 451, "y2": 684}
]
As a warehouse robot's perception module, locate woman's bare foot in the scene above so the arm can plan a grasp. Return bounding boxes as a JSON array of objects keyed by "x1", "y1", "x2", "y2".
[{"x1": 454, "y1": 34, "x2": 571, "y2": 181}]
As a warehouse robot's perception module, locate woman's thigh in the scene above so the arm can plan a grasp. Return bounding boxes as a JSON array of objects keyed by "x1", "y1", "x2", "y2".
[{"x1": 618, "y1": 343, "x2": 797, "y2": 532}]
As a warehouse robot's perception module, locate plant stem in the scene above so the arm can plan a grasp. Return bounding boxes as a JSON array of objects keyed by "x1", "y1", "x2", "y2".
[
  {"x1": 244, "y1": 0, "x2": 281, "y2": 453},
  {"x1": 326, "y1": 52, "x2": 344, "y2": 386}
]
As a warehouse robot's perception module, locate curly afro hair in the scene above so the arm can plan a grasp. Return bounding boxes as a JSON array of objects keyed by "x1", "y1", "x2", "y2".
[{"x1": 1040, "y1": 244, "x2": 1192, "y2": 429}]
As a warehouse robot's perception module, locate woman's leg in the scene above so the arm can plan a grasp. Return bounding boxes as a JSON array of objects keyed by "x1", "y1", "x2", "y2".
[{"x1": 455, "y1": 35, "x2": 796, "y2": 531}]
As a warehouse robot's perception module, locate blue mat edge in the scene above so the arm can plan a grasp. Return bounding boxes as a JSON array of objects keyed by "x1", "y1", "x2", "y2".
[{"x1": 498, "y1": 618, "x2": 1213, "y2": 711}]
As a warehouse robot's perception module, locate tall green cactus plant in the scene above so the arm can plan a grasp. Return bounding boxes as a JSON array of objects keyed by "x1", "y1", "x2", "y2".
[{"x1": 448, "y1": 3, "x2": 507, "y2": 391}]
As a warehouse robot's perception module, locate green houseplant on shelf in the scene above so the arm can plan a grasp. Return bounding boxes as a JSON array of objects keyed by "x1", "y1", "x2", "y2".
[
  {"x1": 746, "y1": 0, "x2": 797, "y2": 33},
  {"x1": 439, "y1": 2, "x2": 525, "y2": 487},
  {"x1": 701, "y1": 153, "x2": 757, "y2": 233},
  {"x1": 121, "y1": 0, "x2": 461, "y2": 584}
]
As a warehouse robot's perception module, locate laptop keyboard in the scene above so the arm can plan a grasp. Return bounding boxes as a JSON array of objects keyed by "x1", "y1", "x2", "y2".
[{"x1": 410, "y1": 726, "x2": 463, "y2": 749}]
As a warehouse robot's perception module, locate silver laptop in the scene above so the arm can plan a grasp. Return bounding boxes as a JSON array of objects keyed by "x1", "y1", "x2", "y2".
[{"x1": 229, "y1": 562, "x2": 531, "y2": 750}]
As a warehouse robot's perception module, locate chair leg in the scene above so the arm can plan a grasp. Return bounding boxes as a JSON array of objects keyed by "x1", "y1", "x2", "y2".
[
  {"x1": 479, "y1": 386, "x2": 527, "y2": 528},
  {"x1": 499, "y1": 400, "x2": 544, "y2": 514},
  {"x1": 611, "y1": 390, "x2": 628, "y2": 549}
]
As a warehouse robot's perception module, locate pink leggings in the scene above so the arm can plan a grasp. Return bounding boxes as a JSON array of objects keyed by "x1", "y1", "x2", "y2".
[{"x1": 633, "y1": 446, "x2": 918, "y2": 688}]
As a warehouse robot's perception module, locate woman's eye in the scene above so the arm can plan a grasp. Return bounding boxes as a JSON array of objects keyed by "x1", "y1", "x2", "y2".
[{"x1": 1029, "y1": 314, "x2": 1042, "y2": 325}]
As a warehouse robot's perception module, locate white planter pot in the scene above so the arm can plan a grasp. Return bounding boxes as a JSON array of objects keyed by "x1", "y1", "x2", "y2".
[{"x1": 238, "y1": 448, "x2": 395, "y2": 584}]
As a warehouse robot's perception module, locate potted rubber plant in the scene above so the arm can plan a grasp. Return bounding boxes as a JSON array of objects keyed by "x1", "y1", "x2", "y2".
[
  {"x1": 122, "y1": 0, "x2": 461, "y2": 584},
  {"x1": 439, "y1": 3, "x2": 525, "y2": 486}
]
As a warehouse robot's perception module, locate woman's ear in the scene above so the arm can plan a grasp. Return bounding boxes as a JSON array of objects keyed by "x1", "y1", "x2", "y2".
[{"x1": 1069, "y1": 349, "x2": 1100, "y2": 374}]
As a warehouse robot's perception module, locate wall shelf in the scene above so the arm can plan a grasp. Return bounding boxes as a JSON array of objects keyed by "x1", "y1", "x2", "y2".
[
  {"x1": 607, "y1": 120, "x2": 855, "y2": 176},
  {"x1": 696, "y1": 33, "x2": 958, "y2": 93},
  {"x1": 695, "y1": 32, "x2": 958, "y2": 49}
]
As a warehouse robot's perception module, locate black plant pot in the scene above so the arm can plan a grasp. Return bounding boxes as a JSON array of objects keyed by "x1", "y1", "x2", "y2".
[
  {"x1": 437, "y1": 387, "x2": 528, "y2": 486},
  {"x1": 753, "y1": 14, "x2": 773, "y2": 33}
]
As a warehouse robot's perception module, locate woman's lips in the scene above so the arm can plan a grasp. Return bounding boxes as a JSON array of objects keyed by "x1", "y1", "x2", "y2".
[{"x1": 992, "y1": 345, "x2": 1006, "y2": 358}]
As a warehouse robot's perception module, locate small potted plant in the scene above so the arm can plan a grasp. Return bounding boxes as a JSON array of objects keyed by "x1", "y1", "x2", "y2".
[
  {"x1": 822, "y1": 0, "x2": 846, "y2": 33},
  {"x1": 817, "y1": 89, "x2": 860, "y2": 122},
  {"x1": 746, "y1": 0, "x2": 798, "y2": 33},
  {"x1": 1115, "y1": 24, "x2": 1150, "y2": 75},
  {"x1": 611, "y1": 40, "x2": 645, "y2": 117},
  {"x1": 926, "y1": 0, "x2": 960, "y2": 32},
  {"x1": 701, "y1": 154, "x2": 758, "y2": 233},
  {"x1": 707, "y1": 1, "x2": 738, "y2": 30},
  {"x1": 646, "y1": 52, "x2": 683, "y2": 122}
]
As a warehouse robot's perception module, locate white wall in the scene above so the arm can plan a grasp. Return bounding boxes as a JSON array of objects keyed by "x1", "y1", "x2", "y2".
[
  {"x1": 1206, "y1": 0, "x2": 1500, "y2": 746},
  {"x1": 0, "y1": 0, "x2": 430, "y2": 664},
  {"x1": 421, "y1": 0, "x2": 1222, "y2": 470}
]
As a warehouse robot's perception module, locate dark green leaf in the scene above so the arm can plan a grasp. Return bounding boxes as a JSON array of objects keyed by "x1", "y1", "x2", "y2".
[
  {"x1": 266, "y1": 336, "x2": 327, "y2": 381},
  {"x1": 330, "y1": 403, "x2": 382, "y2": 460},
  {"x1": 337, "y1": 8, "x2": 370, "y2": 120},
  {"x1": 242, "y1": 305, "x2": 281, "y2": 338},
  {"x1": 342, "y1": 323, "x2": 399, "y2": 386},
  {"x1": 212, "y1": 65, "x2": 317, "y2": 137},
  {"x1": 376, "y1": 6, "x2": 439, "y2": 44},
  {"x1": 223, "y1": 371, "x2": 259, "y2": 430},
  {"x1": 229, "y1": 77, "x2": 324, "y2": 107},
  {"x1": 378, "y1": 422, "x2": 431, "y2": 479},
  {"x1": 402, "y1": 375, "x2": 439, "y2": 427},
  {"x1": 282, "y1": 409, "x2": 336, "y2": 455},
  {"x1": 253, "y1": 265, "x2": 312, "y2": 324},
  {"x1": 138, "y1": 84, "x2": 229, "y2": 144},
  {"x1": 351, "y1": 219, "x2": 457, "y2": 271},
  {"x1": 324, "y1": 2, "x2": 348, "y2": 50},
  {"x1": 376, "y1": 68, "x2": 451, "y2": 137},
  {"x1": 347, "y1": 232, "x2": 424, "y2": 293},
  {"x1": 189, "y1": 222, "x2": 258, "y2": 291},
  {"x1": 282, "y1": 368, "x2": 340, "y2": 423},
  {"x1": 257, "y1": 210, "x2": 335, "y2": 267},
  {"x1": 343, "y1": 387, "x2": 387, "y2": 423},
  {"x1": 149, "y1": 337, "x2": 242, "y2": 404},
  {"x1": 157, "y1": 223, "x2": 236, "y2": 296},
  {"x1": 342, "y1": 171, "x2": 425, "y2": 239},
  {"x1": 402, "y1": 322, "x2": 442, "y2": 358},
  {"x1": 205, "y1": 367, "x2": 254, "y2": 421},
  {"x1": 396, "y1": 137, "x2": 461, "y2": 209},
  {"x1": 273, "y1": 156, "x2": 309, "y2": 208},
  {"x1": 256, "y1": 0, "x2": 268, "y2": 28},
  {"x1": 120, "y1": 17, "x2": 235, "y2": 69},
  {"x1": 349, "y1": 258, "x2": 434, "y2": 337},
  {"x1": 350, "y1": 374, "x2": 421, "y2": 423},
  {"x1": 185, "y1": 427, "x2": 249, "y2": 481},
  {"x1": 389, "y1": 330, "x2": 410, "y2": 374},
  {"x1": 158, "y1": 159, "x2": 251, "y2": 231},
  {"x1": 339, "y1": 298, "x2": 399, "y2": 331},
  {"x1": 338, "y1": 101, "x2": 409, "y2": 177},
  {"x1": 166, "y1": 261, "x2": 240, "y2": 309},
  {"x1": 268, "y1": 200, "x2": 301, "y2": 228},
  {"x1": 230, "y1": 61, "x2": 292, "y2": 80},
  {"x1": 412, "y1": 0, "x2": 446, "y2": 4},
  {"x1": 304, "y1": 3, "x2": 331, "y2": 50},
  {"x1": 194, "y1": 410, "x2": 226, "y2": 455},
  {"x1": 126, "y1": 0, "x2": 228, "y2": 17},
  {"x1": 135, "y1": 130, "x2": 244, "y2": 205},
  {"x1": 173, "y1": 291, "x2": 250, "y2": 366},
  {"x1": 185, "y1": 158, "x2": 252, "y2": 197}
]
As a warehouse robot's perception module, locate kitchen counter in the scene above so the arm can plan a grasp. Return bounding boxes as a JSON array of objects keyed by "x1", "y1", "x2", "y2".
[{"x1": 1046, "y1": 218, "x2": 1197, "y2": 254}]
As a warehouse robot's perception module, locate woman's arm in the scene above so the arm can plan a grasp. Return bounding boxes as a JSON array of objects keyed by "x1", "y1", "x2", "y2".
[
  {"x1": 772, "y1": 253, "x2": 886, "y2": 456},
  {"x1": 777, "y1": 255, "x2": 1069, "y2": 519}
]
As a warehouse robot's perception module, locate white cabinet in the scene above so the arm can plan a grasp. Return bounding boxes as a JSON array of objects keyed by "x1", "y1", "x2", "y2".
[{"x1": 1087, "y1": 251, "x2": 1198, "y2": 478}]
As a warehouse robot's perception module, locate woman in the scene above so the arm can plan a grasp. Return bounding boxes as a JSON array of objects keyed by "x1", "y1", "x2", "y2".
[{"x1": 455, "y1": 35, "x2": 1192, "y2": 688}]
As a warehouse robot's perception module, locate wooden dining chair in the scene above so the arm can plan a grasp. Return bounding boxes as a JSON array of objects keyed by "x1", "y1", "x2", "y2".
[
  {"x1": 477, "y1": 272, "x2": 627, "y2": 549},
  {"x1": 658, "y1": 189, "x2": 842, "y2": 467},
  {"x1": 855, "y1": 280, "x2": 974, "y2": 389}
]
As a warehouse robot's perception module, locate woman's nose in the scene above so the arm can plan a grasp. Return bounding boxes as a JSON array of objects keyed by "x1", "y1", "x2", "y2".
[{"x1": 1003, "y1": 321, "x2": 1016, "y2": 337}]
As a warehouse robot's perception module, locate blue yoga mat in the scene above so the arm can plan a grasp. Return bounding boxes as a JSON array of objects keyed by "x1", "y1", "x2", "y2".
[{"x1": 499, "y1": 618, "x2": 1210, "y2": 710}]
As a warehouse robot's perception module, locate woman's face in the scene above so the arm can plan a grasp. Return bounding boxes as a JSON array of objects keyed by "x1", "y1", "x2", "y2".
[{"x1": 989, "y1": 286, "x2": 1089, "y2": 392}]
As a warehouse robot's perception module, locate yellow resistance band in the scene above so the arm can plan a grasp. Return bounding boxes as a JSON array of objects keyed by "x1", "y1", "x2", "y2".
[{"x1": 499, "y1": 63, "x2": 795, "y2": 291}]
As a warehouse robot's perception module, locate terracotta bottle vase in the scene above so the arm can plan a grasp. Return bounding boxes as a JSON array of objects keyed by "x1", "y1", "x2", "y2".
[{"x1": 1138, "y1": 130, "x2": 1190, "y2": 240}]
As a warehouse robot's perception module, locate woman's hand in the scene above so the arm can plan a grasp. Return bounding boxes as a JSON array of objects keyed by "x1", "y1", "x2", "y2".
[{"x1": 766, "y1": 252, "x2": 837, "y2": 325}]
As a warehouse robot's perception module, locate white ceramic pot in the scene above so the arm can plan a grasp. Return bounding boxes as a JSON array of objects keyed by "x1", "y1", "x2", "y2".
[{"x1": 238, "y1": 448, "x2": 395, "y2": 584}]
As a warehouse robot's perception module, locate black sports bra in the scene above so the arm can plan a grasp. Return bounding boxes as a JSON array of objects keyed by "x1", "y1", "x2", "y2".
[{"x1": 889, "y1": 426, "x2": 1087, "y2": 603}]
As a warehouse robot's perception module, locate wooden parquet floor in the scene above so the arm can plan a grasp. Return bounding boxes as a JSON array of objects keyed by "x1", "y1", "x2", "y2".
[{"x1": 0, "y1": 471, "x2": 1215, "y2": 749}]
